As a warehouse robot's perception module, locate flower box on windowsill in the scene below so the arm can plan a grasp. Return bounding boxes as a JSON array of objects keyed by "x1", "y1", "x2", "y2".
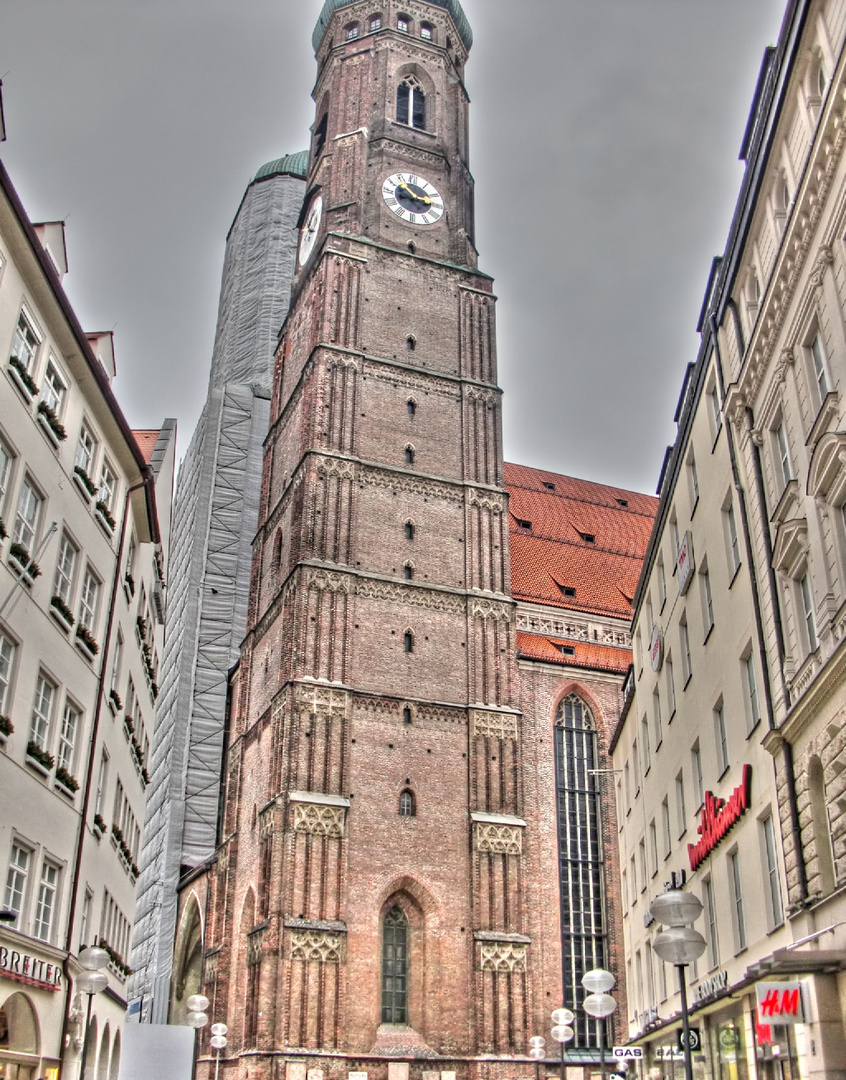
[
  {"x1": 93, "y1": 813, "x2": 106, "y2": 839},
  {"x1": 123, "y1": 573, "x2": 135, "y2": 601},
  {"x1": 73, "y1": 466, "x2": 97, "y2": 502},
  {"x1": 54, "y1": 773, "x2": 79, "y2": 799},
  {"x1": 123, "y1": 715, "x2": 134, "y2": 741},
  {"x1": 95, "y1": 501, "x2": 116, "y2": 537},
  {"x1": 8, "y1": 543, "x2": 40, "y2": 587},
  {"x1": 75, "y1": 625, "x2": 100, "y2": 661},
  {"x1": 107, "y1": 689, "x2": 122, "y2": 716},
  {"x1": 25, "y1": 740, "x2": 54, "y2": 778},
  {"x1": 7, "y1": 356, "x2": 38, "y2": 401},
  {"x1": 0, "y1": 715, "x2": 13, "y2": 744},
  {"x1": 49, "y1": 595, "x2": 75, "y2": 633},
  {"x1": 36, "y1": 401, "x2": 67, "y2": 445},
  {"x1": 0, "y1": 519, "x2": 6, "y2": 542}
]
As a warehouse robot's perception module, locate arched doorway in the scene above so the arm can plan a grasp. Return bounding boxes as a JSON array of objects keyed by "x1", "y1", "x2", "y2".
[
  {"x1": 96, "y1": 1023, "x2": 110, "y2": 1080},
  {"x1": 0, "y1": 992, "x2": 40, "y2": 1080}
]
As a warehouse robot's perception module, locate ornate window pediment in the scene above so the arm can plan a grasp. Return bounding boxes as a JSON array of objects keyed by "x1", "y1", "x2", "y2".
[
  {"x1": 772, "y1": 517, "x2": 809, "y2": 578},
  {"x1": 807, "y1": 430, "x2": 846, "y2": 504},
  {"x1": 770, "y1": 478, "x2": 800, "y2": 526}
]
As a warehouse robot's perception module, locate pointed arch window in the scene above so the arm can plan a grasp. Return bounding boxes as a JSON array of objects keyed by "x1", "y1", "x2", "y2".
[
  {"x1": 555, "y1": 693, "x2": 607, "y2": 1049},
  {"x1": 397, "y1": 76, "x2": 426, "y2": 130},
  {"x1": 404, "y1": 630, "x2": 414, "y2": 653},
  {"x1": 381, "y1": 906, "x2": 409, "y2": 1022}
]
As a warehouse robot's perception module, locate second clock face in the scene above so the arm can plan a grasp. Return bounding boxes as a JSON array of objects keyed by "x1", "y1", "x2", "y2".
[{"x1": 382, "y1": 173, "x2": 444, "y2": 225}]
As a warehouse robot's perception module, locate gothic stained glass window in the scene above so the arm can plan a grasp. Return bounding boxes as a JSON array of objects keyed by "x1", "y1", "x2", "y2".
[
  {"x1": 381, "y1": 906, "x2": 409, "y2": 1023},
  {"x1": 554, "y1": 694, "x2": 607, "y2": 1048}
]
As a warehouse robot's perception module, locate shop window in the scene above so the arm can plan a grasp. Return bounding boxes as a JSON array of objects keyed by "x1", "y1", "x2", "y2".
[{"x1": 0, "y1": 992, "x2": 40, "y2": 1055}]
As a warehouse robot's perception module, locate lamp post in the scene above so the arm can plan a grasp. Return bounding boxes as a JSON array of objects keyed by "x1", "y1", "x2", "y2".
[
  {"x1": 550, "y1": 1007, "x2": 574, "y2": 1080},
  {"x1": 581, "y1": 968, "x2": 616, "y2": 1080},
  {"x1": 528, "y1": 1034, "x2": 546, "y2": 1080},
  {"x1": 649, "y1": 890, "x2": 707, "y2": 1080},
  {"x1": 186, "y1": 994, "x2": 210, "y2": 1080},
  {"x1": 76, "y1": 946, "x2": 109, "y2": 1080},
  {"x1": 210, "y1": 1023, "x2": 228, "y2": 1080}
]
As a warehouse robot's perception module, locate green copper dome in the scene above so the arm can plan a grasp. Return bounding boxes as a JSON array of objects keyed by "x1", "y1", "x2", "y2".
[
  {"x1": 254, "y1": 150, "x2": 309, "y2": 182},
  {"x1": 312, "y1": 0, "x2": 472, "y2": 53}
]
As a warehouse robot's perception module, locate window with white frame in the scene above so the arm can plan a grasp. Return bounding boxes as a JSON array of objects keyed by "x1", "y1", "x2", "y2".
[
  {"x1": 41, "y1": 359, "x2": 67, "y2": 417},
  {"x1": 774, "y1": 419, "x2": 793, "y2": 491},
  {"x1": 657, "y1": 557, "x2": 667, "y2": 609},
  {"x1": 724, "y1": 498, "x2": 741, "y2": 577},
  {"x1": 675, "y1": 770, "x2": 687, "y2": 837},
  {"x1": 680, "y1": 616, "x2": 692, "y2": 683},
  {"x1": 638, "y1": 838, "x2": 647, "y2": 891},
  {"x1": 666, "y1": 654, "x2": 676, "y2": 716},
  {"x1": 641, "y1": 716, "x2": 651, "y2": 773},
  {"x1": 649, "y1": 820, "x2": 658, "y2": 876},
  {"x1": 0, "y1": 632, "x2": 15, "y2": 715},
  {"x1": 661, "y1": 796, "x2": 671, "y2": 856},
  {"x1": 29, "y1": 672, "x2": 56, "y2": 751},
  {"x1": 653, "y1": 689, "x2": 663, "y2": 746},
  {"x1": 80, "y1": 888, "x2": 93, "y2": 949},
  {"x1": 13, "y1": 476, "x2": 42, "y2": 552},
  {"x1": 3, "y1": 842, "x2": 31, "y2": 923},
  {"x1": 632, "y1": 738, "x2": 641, "y2": 793},
  {"x1": 98, "y1": 461, "x2": 117, "y2": 511},
  {"x1": 728, "y1": 848, "x2": 747, "y2": 950},
  {"x1": 630, "y1": 854, "x2": 637, "y2": 904},
  {"x1": 78, "y1": 566, "x2": 100, "y2": 632},
  {"x1": 94, "y1": 750, "x2": 109, "y2": 817},
  {"x1": 691, "y1": 740, "x2": 704, "y2": 807},
  {"x1": 714, "y1": 699, "x2": 729, "y2": 774},
  {"x1": 420, "y1": 22, "x2": 433, "y2": 39},
  {"x1": 700, "y1": 564, "x2": 714, "y2": 636},
  {"x1": 370, "y1": 15, "x2": 381, "y2": 31},
  {"x1": 10, "y1": 308, "x2": 41, "y2": 373},
  {"x1": 743, "y1": 652, "x2": 762, "y2": 732},
  {"x1": 57, "y1": 699, "x2": 80, "y2": 774},
  {"x1": 670, "y1": 515, "x2": 680, "y2": 565},
  {"x1": 33, "y1": 859, "x2": 60, "y2": 942},
  {"x1": 53, "y1": 532, "x2": 78, "y2": 605},
  {"x1": 687, "y1": 454, "x2": 699, "y2": 510},
  {"x1": 345, "y1": 22, "x2": 358, "y2": 39},
  {"x1": 761, "y1": 812, "x2": 784, "y2": 928},
  {"x1": 0, "y1": 438, "x2": 12, "y2": 515},
  {"x1": 799, "y1": 573, "x2": 818, "y2": 653},
  {"x1": 111, "y1": 631, "x2": 123, "y2": 692},
  {"x1": 810, "y1": 330, "x2": 831, "y2": 403},
  {"x1": 704, "y1": 876, "x2": 719, "y2": 968},
  {"x1": 709, "y1": 384, "x2": 722, "y2": 439},
  {"x1": 74, "y1": 424, "x2": 97, "y2": 476},
  {"x1": 397, "y1": 15, "x2": 409, "y2": 32}
]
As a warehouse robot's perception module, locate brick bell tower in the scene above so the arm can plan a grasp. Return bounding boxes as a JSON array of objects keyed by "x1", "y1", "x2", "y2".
[{"x1": 199, "y1": 3, "x2": 550, "y2": 1078}]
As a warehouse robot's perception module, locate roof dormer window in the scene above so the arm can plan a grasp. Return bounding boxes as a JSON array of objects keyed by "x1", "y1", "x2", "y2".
[
  {"x1": 558, "y1": 645, "x2": 576, "y2": 657},
  {"x1": 516, "y1": 518, "x2": 532, "y2": 531},
  {"x1": 581, "y1": 532, "x2": 596, "y2": 544}
]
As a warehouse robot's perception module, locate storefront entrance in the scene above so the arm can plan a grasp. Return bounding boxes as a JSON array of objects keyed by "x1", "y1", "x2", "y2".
[{"x1": 0, "y1": 992, "x2": 41, "y2": 1080}]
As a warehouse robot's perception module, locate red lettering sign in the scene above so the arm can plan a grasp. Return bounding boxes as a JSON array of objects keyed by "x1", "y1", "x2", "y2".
[
  {"x1": 687, "y1": 765, "x2": 752, "y2": 871},
  {"x1": 756, "y1": 982, "x2": 804, "y2": 1024}
]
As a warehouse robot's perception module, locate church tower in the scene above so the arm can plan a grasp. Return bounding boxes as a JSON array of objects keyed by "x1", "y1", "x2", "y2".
[{"x1": 188, "y1": 4, "x2": 568, "y2": 1076}]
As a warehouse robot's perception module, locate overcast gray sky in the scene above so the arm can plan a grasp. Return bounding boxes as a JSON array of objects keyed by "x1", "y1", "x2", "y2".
[{"x1": 1, "y1": 0, "x2": 786, "y2": 495}]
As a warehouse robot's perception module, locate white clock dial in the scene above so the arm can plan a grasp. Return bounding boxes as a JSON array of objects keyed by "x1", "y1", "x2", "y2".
[
  {"x1": 298, "y1": 195, "x2": 323, "y2": 266},
  {"x1": 382, "y1": 173, "x2": 444, "y2": 225}
]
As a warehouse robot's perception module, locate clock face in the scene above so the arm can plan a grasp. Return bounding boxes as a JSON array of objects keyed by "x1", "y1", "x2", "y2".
[
  {"x1": 382, "y1": 173, "x2": 444, "y2": 225},
  {"x1": 298, "y1": 195, "x2": 323, "y2": 266}
]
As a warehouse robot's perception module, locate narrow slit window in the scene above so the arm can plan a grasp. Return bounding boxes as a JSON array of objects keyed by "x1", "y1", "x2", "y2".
[
  {"x1": 405, "y1": 521, "x2": 415, "y2": 541},
  {"x1": 407, "y1": 399, "x2": 416, "y2": 418},
  {"x1": 404, "y1": 631, "x2": 414, "y2": 653},
  {"x1": 405, "y1": 446, "x2": 415, "y2": 465}
]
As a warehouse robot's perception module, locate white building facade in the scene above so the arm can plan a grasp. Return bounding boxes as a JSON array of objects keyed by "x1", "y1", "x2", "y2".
[
  {"x1": 0, "y1": 158, "x2": 174, "y2": 1080},
  {"x1": 612, "y1": 1, "x2": 846, "y2": 1077}
]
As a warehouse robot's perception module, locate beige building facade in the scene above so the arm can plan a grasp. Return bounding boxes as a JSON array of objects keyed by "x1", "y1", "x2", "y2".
[
  {"x1": 0, "y1": 158, "x2": 174, "y2": 1080},
  {"x1": 612, "y1": 1, "x2": 846, "y2": 1077}
]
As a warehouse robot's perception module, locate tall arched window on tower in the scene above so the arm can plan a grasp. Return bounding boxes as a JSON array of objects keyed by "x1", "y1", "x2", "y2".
[
  {"x1": 397, "y1": 75, "x2": 426, "y2": 130},
  {"x1": 382, "y1": 906, "x2": 409, "y2": 1022},
  {"x1": 555, "y1": 693, "x2": 607, "y2": 1049}
]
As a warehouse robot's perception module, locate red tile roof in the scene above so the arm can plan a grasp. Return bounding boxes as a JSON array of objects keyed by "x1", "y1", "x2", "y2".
[
  {"x1": 516, "y1": 632, "x2": 632, "y2": 675},
  {"x1": 505, "y1": 462, "x2": 657, "y2": 621},
  {"x1": 132, "y1": 429, "x2": 160, "y2": 465}
]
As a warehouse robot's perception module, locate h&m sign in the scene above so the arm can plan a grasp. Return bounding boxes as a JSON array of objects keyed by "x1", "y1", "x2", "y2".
[
  {"x1": 0, "y1": 945, "x2": 62, "y2": 990},
  {"x1": 756, "y1": 982, "x2": 806, "y2": 1024}
]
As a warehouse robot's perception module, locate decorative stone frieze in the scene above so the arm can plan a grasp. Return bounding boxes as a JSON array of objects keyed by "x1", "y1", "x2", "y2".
[
  {"x1": 361, "y1": 358, "x2": 458, "y2": 400},
  {"x1": 479, "y1": 942, "x2": 527, "y2": 973},
  {"x1": 470, "y1": 710, "x2": 518, "y2": 739},
  {"x1": 356, "y1": 577, "x2": 465, "y2": 614},
  {"x1": 468, "y1": 489, "x2": 504, "y2": 512},
  {"x1": 294, "y1": 684, "x2": 349, "y2": 716},
  {"x1": 470, "y1": 599, "x2": 512, "y2": 622},
  {"x1": 474, "y1": 823, "x2": 522, "y2": 854},
  {"x1": 292, "y1": 802, "x2": 346, "y2": 838},
  {"x1": 359, "y1": 465, "x2": 464, "y2": 502},
  {"x1": 314, "y1": 455, "x2": 356, "y2": 480},
  {"x1": 306, "y1": 568, "x2": 351, "y2": 594},
  {"x1": 290, "y1": 929, "x2": 344, "y2": 963}
]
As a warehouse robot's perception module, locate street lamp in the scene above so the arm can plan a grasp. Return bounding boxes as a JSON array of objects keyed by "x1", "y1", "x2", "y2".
[
  {"x1": 76, "y1": 946, "x2": 109, "y2": 1080},
  {"x1": 582, "y1": 968, "x2": 616, "y2": 1080},
  {"x1": 210, "y1": 1023, "x2": 228, "y2": 1080},
  {"x1": 550, "y1": 1007, "x2": 575, "y2": 1080},
  {"x1": 528, "y1": 1034, "x2": 546, "y2": 1080},
  {"x1": 649, "y1": 890, "x2": 707, "y2": 1080},
  {"x1": 186, "y1": 994, "x2": 210, "y2": 1079}
]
